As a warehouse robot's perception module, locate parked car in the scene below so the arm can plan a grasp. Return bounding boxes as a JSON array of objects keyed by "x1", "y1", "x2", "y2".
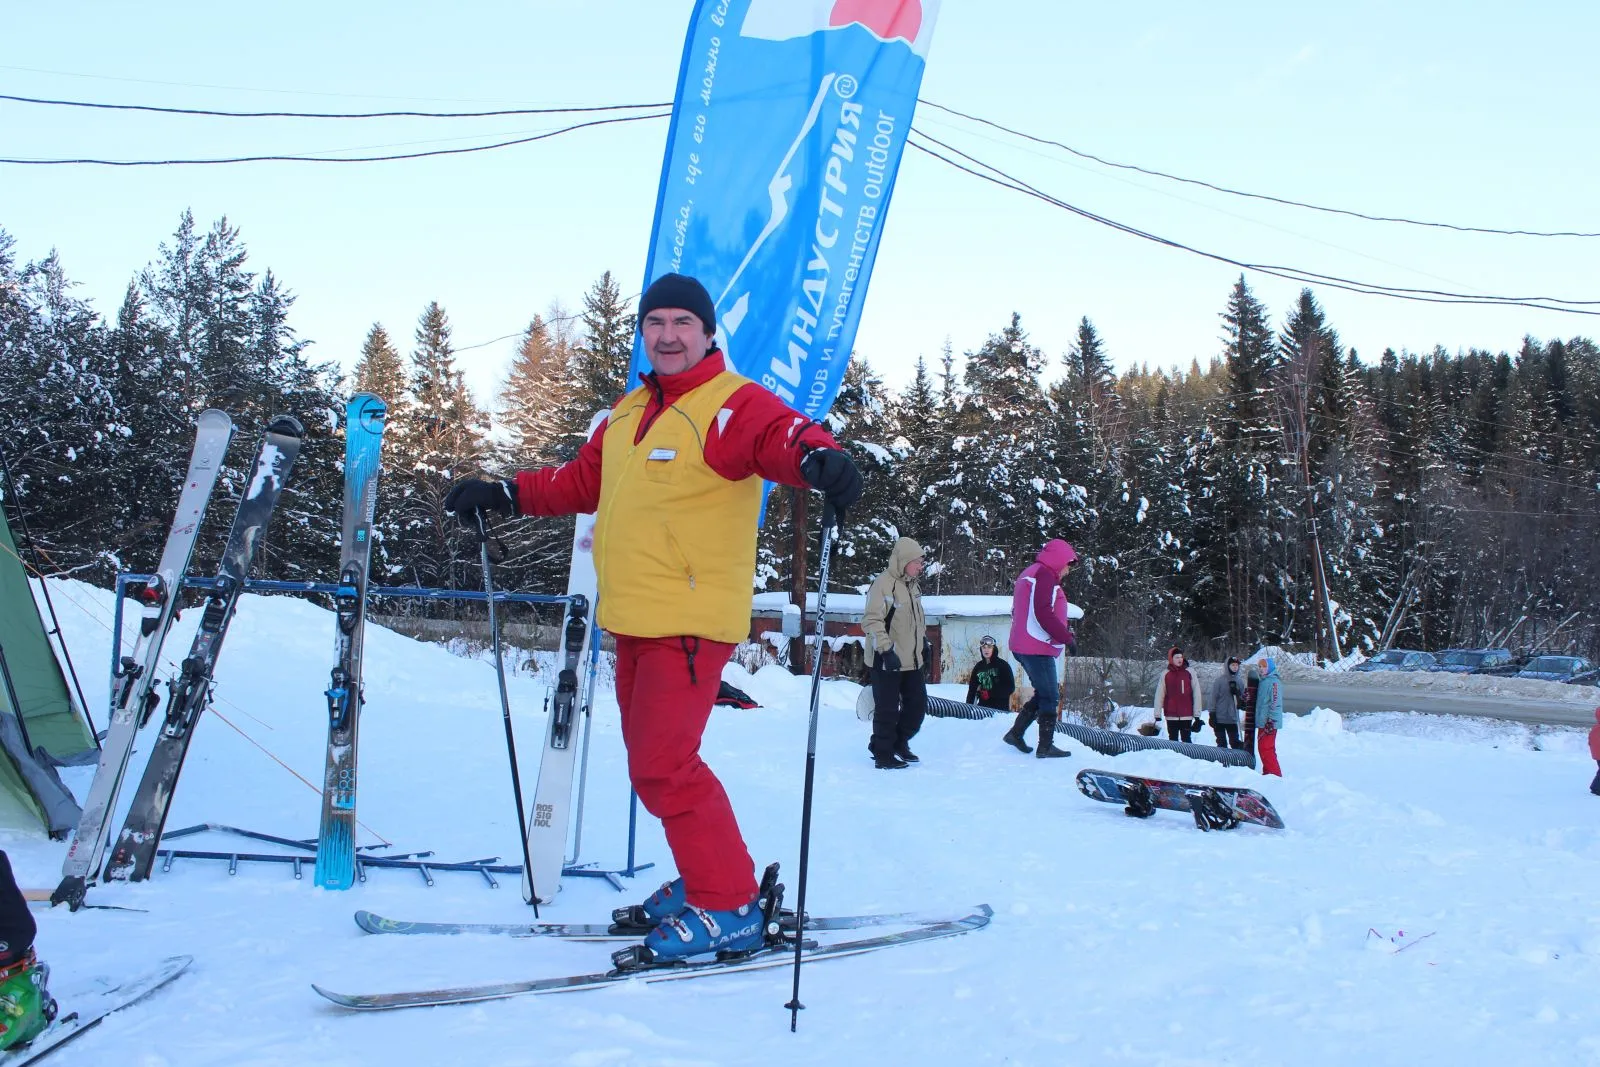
[
  {"x1": 1352, "y1": 650, "x2": 1438, "y2": 673},
  {"x1": 1513, "y1": 655, "x2": 1595, "y2": 683},
  {"x1": 1427, "y1": 648, "x2": 1517, "y2": 675}
]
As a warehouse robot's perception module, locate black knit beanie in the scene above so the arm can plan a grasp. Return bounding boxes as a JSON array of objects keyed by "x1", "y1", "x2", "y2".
[{"x1": 638, "y1": 273, "x2": 716, "y2": 336}]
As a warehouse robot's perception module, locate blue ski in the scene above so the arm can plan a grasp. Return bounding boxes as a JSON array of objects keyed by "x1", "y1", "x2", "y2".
[{"x1": 315, "y1": 394, "x2": 387, "y2": 889}]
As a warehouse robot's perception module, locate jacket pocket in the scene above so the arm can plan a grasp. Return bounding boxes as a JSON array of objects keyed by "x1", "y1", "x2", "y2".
[{"x1": 663, "y1": 524, "x2": 696, "y2": 589}]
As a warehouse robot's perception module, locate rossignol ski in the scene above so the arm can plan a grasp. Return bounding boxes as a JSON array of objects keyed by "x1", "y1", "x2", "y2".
[
  {"x1": 314, "y1": 394, "x2": 387, "y2": 890},
  {"x1": 50, "y1": 410, "x2": 234, "y2": 911},
  {"x1": 102, "y1": 416, "x2": 305, "y2": 883},
  {"x1": 522, "y1": 411, "x2": 603, "y2": 905}
]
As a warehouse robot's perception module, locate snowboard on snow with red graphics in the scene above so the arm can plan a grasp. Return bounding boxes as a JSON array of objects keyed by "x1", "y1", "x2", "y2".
[{"x1": 1075, "y1": 767, "x2": 1285, "y2": 830}]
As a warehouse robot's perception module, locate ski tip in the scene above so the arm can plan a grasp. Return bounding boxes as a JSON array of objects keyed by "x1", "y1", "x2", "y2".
[
  {"x1": 311, "y1": 983, "x2": 364, "y2": 1009},
  {"x1": 353, "y1": 911, "x2": 409, "y2": 935},
  {"x1": 267, "y1": 415, "x2": 306, "y2": 438}
]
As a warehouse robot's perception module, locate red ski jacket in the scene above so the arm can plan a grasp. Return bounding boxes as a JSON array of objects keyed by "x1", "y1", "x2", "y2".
[{"x1": 510, "y1": 350, "x2": 839, "y2": 517}]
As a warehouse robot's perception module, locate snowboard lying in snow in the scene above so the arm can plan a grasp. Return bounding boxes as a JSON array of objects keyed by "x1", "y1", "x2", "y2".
[
  {"x1": 1075, "y1": 767, "x2": 1285, "y2": 829},
  {"x1": 8, "y1": 955, "x2": 191, "y2": 1064}
]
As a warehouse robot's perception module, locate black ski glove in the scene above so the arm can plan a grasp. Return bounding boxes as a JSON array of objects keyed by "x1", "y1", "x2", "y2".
[
  {"x1": 877, "y1": 648, "x2": 902, "y2": 673},
  {"x1": 800, "y1": 448, "x2": 862, "y2": 527},
  {"x1": 443, "y1": 478, "x2": 516, "y2": 528}
]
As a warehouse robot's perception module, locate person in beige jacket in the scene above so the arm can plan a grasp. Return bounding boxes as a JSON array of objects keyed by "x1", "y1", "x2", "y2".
[{"x1": 861, "y1": 536, "x2": 928, "y2": 769}]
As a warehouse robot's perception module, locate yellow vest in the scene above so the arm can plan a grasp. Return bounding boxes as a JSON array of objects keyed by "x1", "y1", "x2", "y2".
[{"x1": 594, "y1": 371, "x2": 764, "y2": 643}]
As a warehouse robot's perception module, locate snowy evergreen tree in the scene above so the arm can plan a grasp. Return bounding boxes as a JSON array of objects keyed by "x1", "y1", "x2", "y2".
[{"x1": 389, "y1": 302, "x2": 489, "y2": 595}]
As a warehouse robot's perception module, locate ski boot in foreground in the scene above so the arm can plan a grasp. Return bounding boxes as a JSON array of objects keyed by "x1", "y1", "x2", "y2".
[
  {"x1": 609, "y1": 876, "x2": 687, "y2": 935},
  {"x1": 0, "y1": 951, "x2": 57, "y2": 1051},
  {"x1": 611, "y1": 865, "x2": 787, "y2": 971}
]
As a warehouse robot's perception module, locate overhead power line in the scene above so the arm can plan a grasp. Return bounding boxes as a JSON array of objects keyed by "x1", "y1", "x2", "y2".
[
  {"x1": 0, "y1": 111, "x2": 670, "y2": 165},
  {"x1": 916, "y1": 99, "x2": 1600, "y2": 240},
  {"x1": 8, "y1": 86, "x2": 1596, "y2": 241},
  {"x1": 0, "y1": 91, "x2": 672, "y2": 120},
  {"x1": 907, "y1": 130, "x2": 1600, "y2": 318}
]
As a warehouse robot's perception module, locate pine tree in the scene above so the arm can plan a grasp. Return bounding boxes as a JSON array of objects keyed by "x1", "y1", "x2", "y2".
[
  {"x1": 390, "y1": 302, "x2": 489, "y2": 593},
  {"x1": 946, "y1": 313, "x2": 1057, "y2": 592},
  {"x1": 499, "y1": 315, "x2": 575, "y2": 468},
  {"x1": 493, "y1": 313, "x2": 579, "y2": 594},
  {"x1": 556, "y1": 272, "x2": 633, "y2": 459}
]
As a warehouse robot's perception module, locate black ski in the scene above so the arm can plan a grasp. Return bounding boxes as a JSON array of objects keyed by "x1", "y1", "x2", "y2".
[
  {"x1": 314, "y1": 393, "x2": 386, "y2": 890},
  {"x1": 103, "y1": 416, "x2": 305, "y2": 883}
]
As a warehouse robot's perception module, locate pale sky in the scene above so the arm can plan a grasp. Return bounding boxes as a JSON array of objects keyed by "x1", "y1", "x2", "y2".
[{"x1": 4, "y1": 2, "x2": 1596, "y2": 407}]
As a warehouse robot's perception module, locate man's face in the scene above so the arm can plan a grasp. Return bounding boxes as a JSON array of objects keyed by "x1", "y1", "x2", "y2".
[
  {"x1": 980, "y1": 641, "x2": 996, "y2": 658},
  {"x1": 642, "y1": 308, "x2": 712, "y2": 376},
  {"x1": 1173, "y1": 653, "x2": 1186, "y2": 668},
  {"x1": 905, "y1": 557, "x2": 926, "y2": 578},
  {"x1": 1228, "y1": 661, "x2": 1239, "y2": 674}
]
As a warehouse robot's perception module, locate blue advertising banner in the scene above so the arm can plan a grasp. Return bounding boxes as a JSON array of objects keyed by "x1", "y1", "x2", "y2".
[{"x1": 632, "y1": 0, "x2": 941, "y2": 421}]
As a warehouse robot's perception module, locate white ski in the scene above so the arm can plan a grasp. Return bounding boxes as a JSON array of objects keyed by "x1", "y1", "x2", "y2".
[{"x1": 522, "y1": 412, "x2": 603, "y2": 904}]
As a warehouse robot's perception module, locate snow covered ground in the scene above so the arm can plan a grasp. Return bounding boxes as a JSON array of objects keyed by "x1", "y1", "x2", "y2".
[{"x1": 7, "y1": 580, "x2": 1600, "y2": 1066}]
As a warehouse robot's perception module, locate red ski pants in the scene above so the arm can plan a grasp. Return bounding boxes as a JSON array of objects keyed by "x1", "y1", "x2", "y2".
[
  {"x1": 1258, "y1": 728, "x2": 1282, "y2": 777},
  {"x1": 614, "y1": 634, "x2": 756, "y2": 910}
]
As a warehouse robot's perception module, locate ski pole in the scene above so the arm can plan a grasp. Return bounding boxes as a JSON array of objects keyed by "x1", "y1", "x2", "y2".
[
  {"x1": 785, "y1": 506, "x2": 839, "y2": 1032},
  {"x1": 476, "y1": 513, "x2": 538, "y2": 916}
]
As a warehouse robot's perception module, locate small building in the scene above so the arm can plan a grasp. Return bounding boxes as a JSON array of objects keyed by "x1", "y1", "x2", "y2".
[{"x1": 748, "y1": 592, "x2": 1082, "y2": 685}]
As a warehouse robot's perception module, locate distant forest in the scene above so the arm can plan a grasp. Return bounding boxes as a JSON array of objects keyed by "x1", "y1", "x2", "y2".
[{"x1": 3, "y1": 214, "x2": 1596, "y2": 662}]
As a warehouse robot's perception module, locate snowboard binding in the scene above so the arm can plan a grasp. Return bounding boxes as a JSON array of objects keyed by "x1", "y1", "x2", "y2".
[
  {"x1": 1121, "y1": 780, "x2": 1157, "y2": 819},
  {"x1": 1187, "y1": 788, "x2": 1239, "y2": 832}
]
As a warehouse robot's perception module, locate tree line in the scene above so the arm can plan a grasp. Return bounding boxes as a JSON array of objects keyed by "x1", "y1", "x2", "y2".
[{"x1": 3, "y1": 214, "x2": 1596, "y2": 661}]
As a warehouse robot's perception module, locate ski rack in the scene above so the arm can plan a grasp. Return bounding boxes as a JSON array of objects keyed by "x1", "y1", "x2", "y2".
[
  {"x1": 110, "y1": 573, "x2": 655, "y2": 895},
  {"x1": 154, "y1": 824, "x2": 516, "y2": 888}
]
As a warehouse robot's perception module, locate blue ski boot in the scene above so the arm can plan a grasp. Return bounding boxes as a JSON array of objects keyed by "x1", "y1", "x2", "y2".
[
  {"x1": 610, "y1": 877, "x2": 686, "y2": 933},
  {"x1": 634, "y1": 902, "x2": 766, "y2": 964},
  {"x1": 612, "y1": 864, "x2": 785, "y2": 970}
]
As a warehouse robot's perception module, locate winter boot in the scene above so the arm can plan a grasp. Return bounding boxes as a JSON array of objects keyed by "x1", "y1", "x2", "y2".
[
  {"x1": 1002, "y1": 704, "x2": 1035, "y2": 753},
  {"x1": 874, "y1": 753, "x2": 909, "y2": 769},
  {"x1": 1034, "y1": 717, "x2": 1071, "y2": 758},
  {"x1": 1122, "y1": 780, "x2": 1156, "y2": 818},
  {"x1": 0, "y1": 952, "x2": 55, "y2": 1052},
  {"x1": 894, "y1": 743, "x2": 919, "y2": 764},
  {"x1": 611, "y1": 876, "x2": 686, "y2": 932}
]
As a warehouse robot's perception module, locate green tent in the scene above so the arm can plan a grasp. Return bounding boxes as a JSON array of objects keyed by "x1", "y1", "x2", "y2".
[{"x1": 0, "y1": 503, "x2": 94, "y2": 836}]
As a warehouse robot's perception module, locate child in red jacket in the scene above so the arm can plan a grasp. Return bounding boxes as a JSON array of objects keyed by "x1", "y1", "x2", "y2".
[{"x1": 1589, "y1": 707, "x2": 1600, "y2": 796}]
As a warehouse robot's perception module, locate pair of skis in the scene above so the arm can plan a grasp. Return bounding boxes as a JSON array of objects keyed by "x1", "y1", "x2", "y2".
[
  {"x1": 317, "y1": 862, "x2": 991, "y2": 1010},
  {"x1": 53, "y1": 398, "x2": 385, "y2": 906},
  {"x1": 52, "y1": 412, "x2": 306, "y2": 906}
]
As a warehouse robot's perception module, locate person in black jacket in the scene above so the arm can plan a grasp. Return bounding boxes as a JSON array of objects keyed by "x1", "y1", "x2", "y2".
[{"x1": 965, "y1": 636, "x2": 1015, "y2": 711}]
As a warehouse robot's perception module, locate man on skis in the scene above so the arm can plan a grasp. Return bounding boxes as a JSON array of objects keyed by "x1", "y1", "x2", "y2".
[{"x1": 445, "y1": 273, "x2": 862, "y2": 963}]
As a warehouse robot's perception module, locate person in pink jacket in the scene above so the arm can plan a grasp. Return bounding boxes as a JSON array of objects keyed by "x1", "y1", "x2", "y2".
[
  {"x1": 1589, "y1": 707, "x2": 1600, "y2": 796},
  {"x1": 1002, "y1": 539, "x2": 1078, "y2": 759}
]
